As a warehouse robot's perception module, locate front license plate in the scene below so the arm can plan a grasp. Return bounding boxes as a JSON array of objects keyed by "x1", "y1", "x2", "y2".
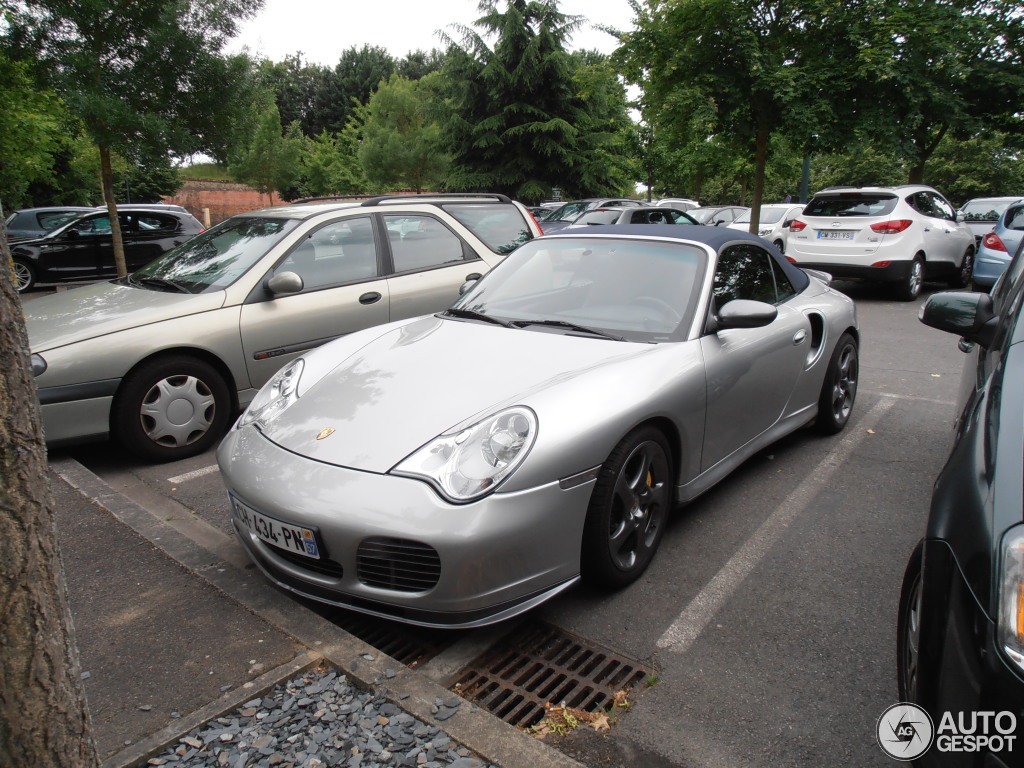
[
  {"x1": 817, "y1": 230, "x2": 855, "y2": 240},
  {"x1": 231, "y1": 495, "x2": 321, "y2": 560}
]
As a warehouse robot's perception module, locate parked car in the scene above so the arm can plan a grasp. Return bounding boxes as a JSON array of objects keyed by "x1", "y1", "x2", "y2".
[
  {"x1": 538, "y1": 198, "x2": 642, "y2": 233},
  {"x1": 786, "y1": 185, "x2": 975, "y2": 301},
  {"x1": 10, "y1": 206, "x2": 205, "y2": 292},
  {"x1": 5, "y1": 206, "x2": 95, "y2": 242},
  {"x1": 726, "y1": 204, "x2": 805, "y2": 253},
  {"x1": 564, "y1": 206, "x2": 698, "y2": 228},
  {"x1": 654, "y1": 198, "x2": 701, "y2": 211},
  {"x1": 898, "y1": 239, "x2": 1024, "y2": 766},
  {"x1": 973, "y1": 199, "x2": 1024, "y2": 291},
  {"x1": 25, "y1": 194, "x2": 542, "y2": 461},
  {"x1": 958, "y1": 196, "x2": 1023, "y2": 244},
  {"x1": 217, "y1": 224, "x2": 859, "y2": 628},
  {"x1": 687, "y1": 206, "x2": 750, "y2": 226}
]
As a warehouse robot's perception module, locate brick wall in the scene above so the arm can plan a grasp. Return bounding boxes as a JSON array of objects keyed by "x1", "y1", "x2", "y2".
[{"x1": 162, "y1": 178, "x2": 284, "y2": 226}]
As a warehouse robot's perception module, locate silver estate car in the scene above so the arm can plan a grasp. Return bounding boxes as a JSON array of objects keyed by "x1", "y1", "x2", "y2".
[
  {"x1": 217, "y1": 225, "x2": 860, "y2": 628},
  {"x1": 26, "y1": 194, "x2": 542, "y2": 461}
]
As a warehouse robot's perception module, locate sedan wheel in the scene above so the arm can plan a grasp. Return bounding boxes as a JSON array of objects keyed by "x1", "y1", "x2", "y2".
[
  {"x1": 113, "y1": 355, "x2": 231, "y2": 462},
  {"x1": 582, "y1": 426, "x2": 673, "y2": 588},
  {"x1": 13, "y1": 260, "x2": 35, "y2": 292},
  {"x1": 897, "y1": 545, "x2": 924, "y2": 701},
  {"x1": 815, "y1": 333, "x2": 858, "y2": 435}
]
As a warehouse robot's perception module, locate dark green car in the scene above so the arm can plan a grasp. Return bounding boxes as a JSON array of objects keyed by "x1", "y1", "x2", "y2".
[{"x1": 898, "y1": 242, "x2": 1024, "y2": 766}]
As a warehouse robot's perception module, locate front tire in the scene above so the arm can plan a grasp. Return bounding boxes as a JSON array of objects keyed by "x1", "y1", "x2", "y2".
[
  {"x1": 112, "y1": 355, "x2": 231, "y2": 462},
  {"x1": 581, "y1": 426, "x2": 674, "y2": 589},
  {"x1": 13, "y1": 260, "x2": 36, "y2": 292},
  {"x1": 815, "y1": 332, "x2": 858, "y2": 435},
  {"x1": 894, "y1": 256, "x2": 924, "y2": 301},
  {"x1": 948, "y1": 248, "x2": 974, "y2": 288},
  {"x1": 897, "y1": 544, "x2": 924, "y2": 701}
]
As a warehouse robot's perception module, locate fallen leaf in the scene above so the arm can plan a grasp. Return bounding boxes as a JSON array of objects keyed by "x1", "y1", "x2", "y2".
[
  {"x1": 866, "y1": 429, "x2": 875, "y2": 434},
  {"x1": 590, "y1": 713, "x2": 611, "y2": 732}
]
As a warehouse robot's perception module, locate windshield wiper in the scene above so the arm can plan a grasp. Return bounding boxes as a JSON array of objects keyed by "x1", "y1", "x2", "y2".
[
  {"x1": 510, "y1": 319, "x2": 626, "y2": 341},
  {"x1": 133, "y1": 276, "x2": 192, "y2": 294},
  {"x1": 441, "y1": 307, "x2": 514, "y2": 328}
]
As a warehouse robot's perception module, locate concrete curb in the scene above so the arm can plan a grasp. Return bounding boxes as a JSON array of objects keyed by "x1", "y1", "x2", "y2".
[{"x1": 51, "y1": 457, "x2": 586, "y2": 768}]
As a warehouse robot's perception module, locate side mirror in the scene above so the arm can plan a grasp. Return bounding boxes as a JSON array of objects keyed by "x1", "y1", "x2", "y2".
[
  {"x1": 716, "y1": 299, "x2": 778, "y2": 329},
  {"x1": 919, "y1": 291, "x2": 997, "y2": 348},
  {"x1": 783, "y1": 219, "x2": 794, "y2": 228},
  {"x1": 266, "y1": 271, "x2": 304, "y2": 296},
  {"x1": 458, "y1": 278, "x2": 479, "y2": 296},
  {"x1": 63, "y1": 229, "x2": 81, "y2": 240},
  {"x1": 956, "y1": 211, "x2": 966, "y2": 223}
]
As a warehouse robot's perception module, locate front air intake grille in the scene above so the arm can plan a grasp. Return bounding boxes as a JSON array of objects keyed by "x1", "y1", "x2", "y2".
[
  {"x1": 275, "y1": 549, "x2": 344, "y2": 578},
  {"x1": 357, "y1": 537, "x2": 441, "y2": 592}
]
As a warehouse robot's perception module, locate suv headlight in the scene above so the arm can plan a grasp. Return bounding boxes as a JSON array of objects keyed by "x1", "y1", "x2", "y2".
[
  {"x1": 238, "y1": 358, "x2": 304, "y2": 430},
  {"x1": 998, "y1": 524, "x2": 1024, "y2": 671},
  {"x1": 392, "y1": 406, "x2": 537, "y2": 503}
]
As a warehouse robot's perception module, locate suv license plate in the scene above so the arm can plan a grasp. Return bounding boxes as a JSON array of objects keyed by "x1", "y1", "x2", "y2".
[
  {"x1": 818, "y1": 231, "x2": 855, "y2": 240},
  {"x1": 231, "y1": 495, "x2": 321, "y2": 559}
]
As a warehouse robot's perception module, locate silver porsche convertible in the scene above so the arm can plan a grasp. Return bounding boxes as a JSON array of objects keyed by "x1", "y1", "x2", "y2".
[{"x1": 217, "y1": 225, "x2": 859, "y2": 627}]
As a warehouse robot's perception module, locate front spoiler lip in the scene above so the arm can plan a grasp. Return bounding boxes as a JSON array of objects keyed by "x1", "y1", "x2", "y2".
[{"x1": 233, "y1": 516, "x2": 579, "y2": 629}]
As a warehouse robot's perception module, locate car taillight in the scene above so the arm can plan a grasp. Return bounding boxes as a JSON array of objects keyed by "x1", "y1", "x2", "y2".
[
  {"x1": 790, "y1": 220, "x2": 807, "y2": 231},
  {"x1": 870, "y1": 220, "x2": 913, "y2": 234},
  {"x1": 786, "y1": 256, "x2": 797, "y2": 263},
  {"x1": 983, "y1": 232, "x2": 1008, "y2": 252},
  {"x1": 871, "y1": 261, "x2": 892, "y2": 268}
]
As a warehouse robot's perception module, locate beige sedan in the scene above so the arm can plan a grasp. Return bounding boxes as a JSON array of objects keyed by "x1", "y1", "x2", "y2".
[{"x1": 26, "y1": 195, "x2": 541, "y2": 461}]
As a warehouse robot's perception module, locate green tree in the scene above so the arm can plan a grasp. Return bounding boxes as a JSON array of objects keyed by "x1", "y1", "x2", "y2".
[
  {"x1": 618, "y1": 0, "x2": 858, "y2": 231},
  {"x1": 298, "y1": 129, "x2": 368, "y2": 198},
  {"x1": 229, "y1": 100, "x2": 303, "y2": 203},
  {"x1": 357, "y1": 73, "x2": 450, "y2": 193},
  {"x1": 5, "y1": 0, "x2": 262, "y2": 276},
  {"x1": 859, "y1": 0, "x2": 1024, "y2": 182},
  {"x1": 923, "y1": 133, "x2": 1024, "y2": 206},
  {"x1": 440, "y1": 0, "x2": 633, "y2": 203},
  {"x1": 312, "y1": 45, "x2": 397, "y2": 135}
]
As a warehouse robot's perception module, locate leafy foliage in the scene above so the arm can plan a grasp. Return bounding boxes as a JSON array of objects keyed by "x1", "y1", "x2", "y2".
[
  {"x1": 229, "y1": 99, "x2": 303, "y2": 200},
  {"x1": 440, "y1": 0, "x2": 634, "y2": 203}
]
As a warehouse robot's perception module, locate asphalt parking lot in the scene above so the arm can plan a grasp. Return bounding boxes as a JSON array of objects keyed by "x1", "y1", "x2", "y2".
[{"x1": 38, "y1": 277, "x2": 965, "y2": 767}]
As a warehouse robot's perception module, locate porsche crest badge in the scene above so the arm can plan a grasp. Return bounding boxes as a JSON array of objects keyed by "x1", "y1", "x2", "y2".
[{"x1": 315, "y1": 427, "x2": 336, "y2": 441}]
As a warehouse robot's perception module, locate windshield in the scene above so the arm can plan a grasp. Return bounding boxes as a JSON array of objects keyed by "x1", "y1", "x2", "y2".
[
  {"x1": 734, "y1": 208, "x2": 788, "y2": 225},
  {"x1": 571, "y1": 210, "x2": 621, "y2": 226},
  {"x1": 441, "y1": 202, "x2": 534, "y2": 254},
  {"x1": 688, "y1": 209, "x2": 718, "y2": 223},
  {"x1": 451, "y1": 236, "x2": 706, "y2": 343},
  {"x1": 129, "y1": 216, "x2": 299, "y2": 293},
  {"x1": 544, "y1": 201, "x2": 591, "y2": 222},
  {"x1": 961, "y1": 200, "x2": 1017, "y2": 222}
]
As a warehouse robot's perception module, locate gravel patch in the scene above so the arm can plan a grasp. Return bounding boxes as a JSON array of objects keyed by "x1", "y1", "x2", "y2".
[{"x1": 147, "y1": 666, "x2": 494, "y2": 768}]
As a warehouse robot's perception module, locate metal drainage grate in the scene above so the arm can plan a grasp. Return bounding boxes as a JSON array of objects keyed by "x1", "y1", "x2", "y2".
[
  {"x1": 306, "y1": 605, "x2": 456, "y2": 668},
  {"x1": 450, "y1": 621, "x2": 652, "y2": 729}
]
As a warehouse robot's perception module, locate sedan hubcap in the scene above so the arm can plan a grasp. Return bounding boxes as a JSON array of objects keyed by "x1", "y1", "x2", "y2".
[
  {"x1": 13, "y1": 263, "x2": 31, "y2": 291},
  {"x1": 609, "y1": 443, "x2": 669, "y2": 571},
  {"x1": 140, "y1": 374, "x2": 216, "y2": 448},
  {"x1": 903, "y1": 574, "x2": 922, "y2": 698},
  {"x1": 908, "y1": 261, "x2": 923, "y2": 296}
]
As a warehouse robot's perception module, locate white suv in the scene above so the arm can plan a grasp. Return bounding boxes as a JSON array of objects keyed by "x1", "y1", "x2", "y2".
[{"x1": 786, "y1": 185, "x2": 975, "y2": 300}]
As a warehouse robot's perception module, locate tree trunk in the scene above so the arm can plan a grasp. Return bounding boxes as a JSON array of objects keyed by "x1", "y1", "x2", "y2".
[
  {"x1": 0, "y1": 215, "x2": 100, "y2": 768},
  {"x1": 99, "y1": 146, "x2": 128, "y2": 277},
  {"x1": 750, "y1": 124, "x2": 769, "y2": 234}
]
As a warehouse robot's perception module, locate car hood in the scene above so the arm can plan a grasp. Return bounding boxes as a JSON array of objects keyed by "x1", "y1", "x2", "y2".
[
  {"x1": 258, "y1": 315, "x2": 658, "y2": 473},
  {"x1": 26, "y1": 281, "x2": 226, "y2": 352}
]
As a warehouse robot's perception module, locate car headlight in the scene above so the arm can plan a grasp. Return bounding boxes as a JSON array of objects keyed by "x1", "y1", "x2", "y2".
[
  {"x1": 998, "y1": 525, "x2": 1024, "y2": 671},
  {"x1": 238, "y1": 358, "x2": 304, "y2": 430},
  {"x1": 392, "y1": 406, "x2": 537, "y2": 503}
]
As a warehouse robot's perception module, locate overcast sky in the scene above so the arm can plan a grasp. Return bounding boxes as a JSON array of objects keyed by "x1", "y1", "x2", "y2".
[{"x1": 225, "y1": 0, "x2": 637, "y2": 65}]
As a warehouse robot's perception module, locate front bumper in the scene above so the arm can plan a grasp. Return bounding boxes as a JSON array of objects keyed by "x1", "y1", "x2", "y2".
[
  {"x1": 37, "y1": 379, "x2": 120, "y2": 447},
  {"x1": 914, "y1": 539, "x2": 1024, "y2": 767},
  {"x1": 217, "y1": 425, "x2": 595, "y2": 628}
]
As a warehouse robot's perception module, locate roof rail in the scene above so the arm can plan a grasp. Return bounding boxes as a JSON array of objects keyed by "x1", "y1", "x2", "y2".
[
  {"x1": 359, "y1": 193, "x2": 513, "y2": 207},
  {"x1": 292, "y1": 195, "x2": 379, "y2": 204}
]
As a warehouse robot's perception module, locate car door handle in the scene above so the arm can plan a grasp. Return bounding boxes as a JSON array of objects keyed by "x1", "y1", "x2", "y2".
[
  {"x1": 466, "y1": 272, "x2": 482, "y2": 281},
  {"x1": 793, "y1": 330, "x2": 807, "y2": 345},
  {"x1": 359, "y1": 292, "x2": 382, "y2": 305}
]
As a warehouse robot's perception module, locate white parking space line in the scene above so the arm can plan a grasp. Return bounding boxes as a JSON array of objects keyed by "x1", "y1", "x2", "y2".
[
  {"x1": 656, "y1": 396, "x2": 896, "y2": 654},
  {"x1": 167, "y1": 464, "x2": 220, "y2": 484}
]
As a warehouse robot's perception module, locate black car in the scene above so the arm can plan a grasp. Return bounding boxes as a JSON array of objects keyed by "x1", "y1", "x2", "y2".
[
  {"x1": 10, "y1": 206, "x2": 204, "y2": 292},
  {"x1": 5, "y1": 206, "x2": 95, "y2": 242},
  {"x1": 898, "y1": 242, "x2": 1024, "y2": 766}
]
